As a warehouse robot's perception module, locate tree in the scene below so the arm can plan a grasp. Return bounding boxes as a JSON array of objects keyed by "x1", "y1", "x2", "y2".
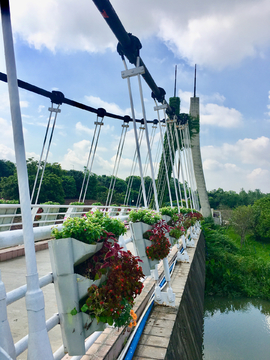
[
  {"x1": 0, "y1": 174, "x2": 19, "y2": 200},
  {"x1": 38, "y1": 173, "x2": 65, "y2": 204},
  {"x1": 252, "y1": 196, "x2": 270, "y2": 241},
  {"x1": 0, "y1": 159, "x2": 16, "y2": 178},
  {"x1": 62, "y1": 176, "x2": 76, "y2": 198},
  {"x1": 230, "y1": 205, "x2": 255, "y2": 246}
]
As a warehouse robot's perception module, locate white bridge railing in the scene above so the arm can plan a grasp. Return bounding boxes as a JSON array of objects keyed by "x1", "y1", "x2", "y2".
[{"x1": 0, "y1": 204, "x2": 132, "y2": 249}]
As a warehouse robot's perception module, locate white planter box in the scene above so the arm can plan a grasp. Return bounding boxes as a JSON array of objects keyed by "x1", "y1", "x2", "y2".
[
  {"x1": 49, "y1": 238, "x2": 105, "y2": 355},
  {"x1": 162, "y1": 215, "x2": 171, "y2": 223},
  {"x1": 129, "y1": 222, "x2": 159, "y2": 276},
  {"x1": 0, "y1": 207, "x2": 17, "y2": 232},
  {"x1": 40, "y1": 206, "x2": 59, "y2": 226},
  {"x1": 66, "y1": 206, "x2": 83, "y2": 218}
]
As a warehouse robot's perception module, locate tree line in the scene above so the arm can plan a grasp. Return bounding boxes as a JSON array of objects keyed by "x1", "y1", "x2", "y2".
[
  {"x1": 1, "y1": 158, "x2": 269, "y2": 207},
  {"x1": 0, "y1": 158, "x2": 185, "y2": 205}
]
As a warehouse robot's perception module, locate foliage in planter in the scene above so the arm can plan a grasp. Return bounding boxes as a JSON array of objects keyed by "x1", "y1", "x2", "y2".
[
  {"x1": 143, "y1": 219, "x2": 171, "y2": 261},
  {"x1": 160, "y1": 206, "x2": 178, "y2": 218},
  {"x1": 86, "y1": 210, "x2": 127, "y2": 238},
  {"x1": 146, "y1": 235, "x2": 171, "y2": 261},
  {"x1": 0, "y1": 199, "x2": 19, "y2": 204},
  {"x1": 169, "y1": 226, "x2": 184, "y2": 240},
  {"x1": 69, "y1": 201, "x2": 84, "y2": 205},
  {"x1": 75, "y1": 238, "x2": 144, "y2": 327},
  {"x1": 92, "y1": 202, "x2": 102, "y2": 206},
  {"x1": 42, "y1": 201, "x2": 60, "y2": 205},
  {"x1": 52, "y1": 216, "x2": 105, "y2": 245},
  {"x1": 128, "y1": 209, "x2": 161, "y2": 225}
]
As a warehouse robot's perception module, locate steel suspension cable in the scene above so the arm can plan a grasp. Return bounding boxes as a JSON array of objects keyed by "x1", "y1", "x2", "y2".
[
  {"x1": 34, "y1": 103, "x2": 61, "y2": 204},
  {"x1": 179, "y1": 126, "x2": 194, "y2": 209},
  {"x1": 82, "y1": 116, "x2": 104, "y2": 203},
  {"x1": 135, "y1": 57, "x2": 159, "y2": 211},
  {"x1": 78, "y1": 116, "x2": 103, "y2": 203},
  {"x1": 136, "y1": 123, "x2": 157, "y2": 207},
  {"x1": 30, "y1": 103, "x2": 55, "y2": 203},
  {"x1": 147, "y1": 127, "x2": 164, "y2": 207},
  {"x1": 163, "y1": 108, "x2": 180, "y2": 212},
  {"x1": 106, "y1": 122, "x2": 126, "y2": 206},
  {"x1": 171, "y1": 120, "x2": 184, "y2": 208},
  {"x1": 167, "y1": 120, "x2": 182, "y2": 210},
  {"x1": 154, "y1": 100, "x2": 173, "y2": 208},
  {"x1": 122, "y1": 58, "x2": 148, "y2": 208},
  {"x1": 107, "y1": 122, "x2": 129, "y2": 206},
  {"x1": 124, "y1": 126, "x2": 145, "y2": 206}
]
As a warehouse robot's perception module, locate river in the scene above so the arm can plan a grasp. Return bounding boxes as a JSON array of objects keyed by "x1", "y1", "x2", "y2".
[{"x1": 203, "y1": 297, "x2": 270, "y2": 360}]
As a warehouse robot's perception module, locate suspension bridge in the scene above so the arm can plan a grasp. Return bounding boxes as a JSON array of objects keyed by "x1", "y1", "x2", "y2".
[{"x1": 0, "y1": 0, "x2": 210, "y2": 359}]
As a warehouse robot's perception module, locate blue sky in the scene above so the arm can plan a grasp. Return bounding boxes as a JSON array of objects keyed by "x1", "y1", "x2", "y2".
[{"x1": 0, "y1": 0, "x2": 270, "y2": 193}]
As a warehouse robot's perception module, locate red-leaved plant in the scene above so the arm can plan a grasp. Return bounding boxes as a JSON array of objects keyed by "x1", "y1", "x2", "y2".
[
  {"x1": 143, "y1": 220, "x2": 171, "y2": 261},
  {"x1": 74, "y1": 233, "x2": 144, "y2": 328}
]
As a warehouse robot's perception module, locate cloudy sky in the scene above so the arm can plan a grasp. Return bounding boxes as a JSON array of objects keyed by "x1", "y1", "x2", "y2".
[{"x1": 0, "y1": 0, "x2": 270, "y2": 193}]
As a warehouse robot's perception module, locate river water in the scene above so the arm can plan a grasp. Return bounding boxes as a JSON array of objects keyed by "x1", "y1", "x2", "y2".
[{"x1": 203, "y1": 297, "x2": 270, "y2": 360}]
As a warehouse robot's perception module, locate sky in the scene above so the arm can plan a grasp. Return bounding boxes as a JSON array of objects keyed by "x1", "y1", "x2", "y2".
[{"x1": 0, "y1": 0, "x2": 270, "y2": 194}]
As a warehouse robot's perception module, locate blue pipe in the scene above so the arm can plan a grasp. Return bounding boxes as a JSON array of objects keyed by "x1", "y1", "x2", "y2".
[
  {"x1": 124, "y1": 300, "x2": 154, "y2": 360},
  {"x1": 124, "y1": 259, "x2": 176, "y2": 360}
]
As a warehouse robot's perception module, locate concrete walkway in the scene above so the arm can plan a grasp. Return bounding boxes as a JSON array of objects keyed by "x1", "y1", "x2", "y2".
[{"x1": 1, "y1": 248, "x2": 62, "y2": 360}]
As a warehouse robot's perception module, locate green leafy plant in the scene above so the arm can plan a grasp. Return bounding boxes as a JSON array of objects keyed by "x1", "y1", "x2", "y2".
[
  {"x1": 128, "y1": 209, "x2": 161, "y2": 225},
  {"x1": 160, "y1": 206, "x2": 178, "y2": 217},
  {"x1": 86, "y1": 210, "x2": 127, "y2": 238},
  {"x1": 0, "y1": 199, "x2": 19, "y2": 204},
  {"x1": 52, "y1": 216, "x2": 105, "y2": 244},
  {"x1": 42, "y1": 201, "x2": 60, "y2": 205},
  {"x1": 69, "y1": 201, "x2": 84, "y2": 205}
]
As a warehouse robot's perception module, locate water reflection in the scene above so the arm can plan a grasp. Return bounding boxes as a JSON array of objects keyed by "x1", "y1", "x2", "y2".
[{"x1": 203, "y1": 297, "x2": 270, "y2": 360}]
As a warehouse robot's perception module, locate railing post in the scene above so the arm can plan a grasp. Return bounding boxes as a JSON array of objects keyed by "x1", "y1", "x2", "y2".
[
  {"x1": 0, "y1": 270, "x2": 16, "y2": 359},
  {"x1": 0, "y1": 1, "x2": 54, "y2": 359}
]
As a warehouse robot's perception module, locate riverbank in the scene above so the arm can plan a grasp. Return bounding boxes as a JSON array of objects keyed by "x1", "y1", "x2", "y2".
[{"x1": 203, "y1": 221, "x2": 270, "y2": 300}]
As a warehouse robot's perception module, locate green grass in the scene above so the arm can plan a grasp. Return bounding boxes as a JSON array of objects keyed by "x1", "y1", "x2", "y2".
[{"x1": 204, "y1": 222, "x2": 270, "y2": 300}]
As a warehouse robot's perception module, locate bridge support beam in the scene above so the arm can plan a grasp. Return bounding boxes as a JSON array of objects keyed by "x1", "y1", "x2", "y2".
[{"x1": 189, "y1": 97, "x2": 211, "y2": 218}]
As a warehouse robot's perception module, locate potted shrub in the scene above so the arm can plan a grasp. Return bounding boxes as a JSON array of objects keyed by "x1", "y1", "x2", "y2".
[{"x1": 49, "y1": 213, "x2": 142, "y2": 356}]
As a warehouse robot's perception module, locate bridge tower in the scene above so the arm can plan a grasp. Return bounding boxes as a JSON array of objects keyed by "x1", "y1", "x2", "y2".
[{"x1": 189, "y1": 66, "x2": 211, "y2": 217}]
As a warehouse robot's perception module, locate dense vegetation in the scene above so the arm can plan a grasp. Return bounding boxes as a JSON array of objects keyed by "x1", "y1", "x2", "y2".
[
  {"x1": 207, "y1": 187, "x2": 268, "y2": 209},
  {"x1": 0, "y1": 158, "x2": 186, "y2": 205},
  {"x1": 204, "y1": 198, "x2": 270, "y2": 300}
]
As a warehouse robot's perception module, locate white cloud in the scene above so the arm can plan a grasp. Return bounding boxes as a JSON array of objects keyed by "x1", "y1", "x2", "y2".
[
  {"x1": 85, "y1": 96, "x2": 130, "y2": 117},
  {"x1": 200, "y1": 103, "x2": 243, "y2": 127},
  {"x1": 8, "y1": 0, "x2": 270, "y2": 69},
  {"x1": 75, "y1": 122, "x2": 94, "y2": 136},
  {"x1": 179, "y1": 89, "x2": 243, "y2": 128},
  {"x1": 201, "y1": 136, "x2": 270, "y2": 192},
  {"x1": 0, "y1": 144, "x2": 15, "y2": 161}
]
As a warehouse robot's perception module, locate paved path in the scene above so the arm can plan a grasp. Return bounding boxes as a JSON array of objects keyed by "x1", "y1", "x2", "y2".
[{"x1": 1, "y1": 233, "x2": 135, "y2": 360}]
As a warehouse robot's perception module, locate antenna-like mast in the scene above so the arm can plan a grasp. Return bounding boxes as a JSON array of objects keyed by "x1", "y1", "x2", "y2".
[
  {"x1": 194, "y1": 64, "x2": 197, "y2": 97},
  {"x1": 174, "y1": 65, "x2": 177, "y2": 97}
]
